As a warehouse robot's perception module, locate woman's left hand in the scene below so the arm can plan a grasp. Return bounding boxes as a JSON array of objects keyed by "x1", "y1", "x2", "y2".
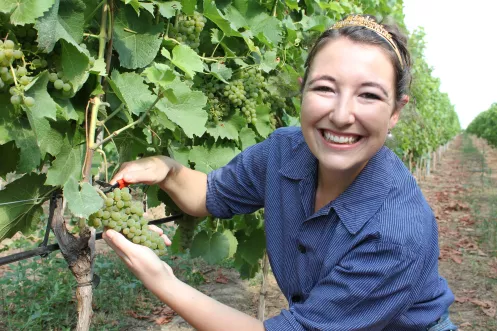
[{"x1": 103, "y1": 225, "x2": 176, "y2": 293}]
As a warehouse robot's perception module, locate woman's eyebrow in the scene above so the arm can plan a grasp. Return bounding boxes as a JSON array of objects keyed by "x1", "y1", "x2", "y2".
[
  {"x1": 308, "y1": 75, "x2": 336, "y2": 85},
  {"x1": 361, "y1": 82, "x2": 389, "y2": 98}
]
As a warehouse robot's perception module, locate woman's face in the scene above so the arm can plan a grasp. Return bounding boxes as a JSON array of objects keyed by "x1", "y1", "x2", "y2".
[{"x1": 301, "y1": 37, "x2": 404, "y2": 175}]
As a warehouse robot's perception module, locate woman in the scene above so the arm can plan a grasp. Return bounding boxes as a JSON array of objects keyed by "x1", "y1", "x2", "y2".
[{"x1": 103, "y1": 15, "x2": 458, "y2": 331}]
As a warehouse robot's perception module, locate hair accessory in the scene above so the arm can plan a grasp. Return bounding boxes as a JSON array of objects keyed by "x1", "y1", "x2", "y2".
[{"x1": 331, "y1": 15, "x2": 404, "y2": 69}]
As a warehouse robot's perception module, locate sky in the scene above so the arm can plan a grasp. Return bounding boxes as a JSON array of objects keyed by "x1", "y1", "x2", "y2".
[{"x1": 402, "y1": 0, "x2": 497, "y2": 128}]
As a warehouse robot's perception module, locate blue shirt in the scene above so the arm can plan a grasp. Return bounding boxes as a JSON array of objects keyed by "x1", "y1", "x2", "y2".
[{"x1": 206, "y1": 127, "x2": 455, "y2": 331}]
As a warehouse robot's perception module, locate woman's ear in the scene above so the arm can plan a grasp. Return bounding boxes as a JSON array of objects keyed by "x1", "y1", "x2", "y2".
[
  {"x1": 397, "y1": 95, "x2": 409, "y2": 112},
  {"x1": 298, "y1": 77, "x2": 303, "y2": 86},
  {"x1": 389, "y1": 95, "x2": 409, "y2": 129}
]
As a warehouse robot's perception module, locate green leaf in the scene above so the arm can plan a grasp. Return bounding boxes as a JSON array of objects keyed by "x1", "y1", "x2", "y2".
[
  {"x1": 140, "y1": 2, "x2": 155, "y2": 16},
  {"x1": 203, "y1": 0, "x2": 242, "y2": 37},
  {"x1": 154, "y1": 0, "x2": 181, "y2": 18},
  {"x1": 1, "y1": 0, "x2": 55, "y2": 26},
  {"x1": 0, "y1": 142, "x2": 19, "y2": 179},
  {"x1": 171, "y1": 44, "x2": 204, "y2": 78},
  {"x1": 188, "y1": 145, "x2": 239, "y2": 173},
  {"x1": 190, "y1": 231, "x2": 230, "y2": 264},
  {"x1": 235, "y1": 228, "x2": 265, "y2": 265},
  {"x1": 56, "y1": 98, "x2": 80, "y2": 122},
  {"x1": 89, "y1": 58, "x2": 107, "y2": 76},
  {"x1": 109, "y1": 70, "x2": 156, "y2": 116},
  {"x1": 146, "y1": 185, "x2": 161, "y2": 209},
  {"x1": 249, "y1": 12, "x2": 282, "y2": 45},
  {"x1": 223, "y1": 229, "x2": 238, "y2": 258},
  {"x1": 24, "y1": 71, "x2": 58, "y2": 120},
  {"x1": 0, "y1": 173, "x2": 53, "y2": 241},
  {"x1": 35, "y1": 0, "x2": 85, "y2": 53},
  {"x1": 155, "y1": 81, "x2": 208, "y2": 138},
  {"x1": 60, "y1": 40, "x2": 90, "y2": 91},
  {"x1": 254, "y1": 105, "x2": 272, "y2": 138},
  {"x1": 167, "y1": 142, "x2": 190, "y2": 167},
  {"x1": 64, "y1": 177, "x2": 103, "y2": 218},
  {"x1": 125, "y1": 0, "x2": 141, "y2": 15},
  {"x1": 113, "y1": 6, "x2": 164, "y2": 69},
  {"x1": 25, "y1": 110, "x2": 64, "y2": 157},
  {"x1": 45, "y1": 138, "x2": 85, "y2": 186},
  {"x1": 209, "y1": 63, "x2": 232, "y2": 83},
  {"x1": 144, "y1": 62, "x2": 176, "y2": 88},
  {"x1": 180, "y1": 0, "x2": 195, "y2": 15},
  {"x1": 260, "y1": 51, "x2": 278, "y2": 73},
  {"x1": 13, "y1": 120, "x2": 42, "y2": 173},
  {"x1": 239, "y1": 127, "x2": 257, "y2": 150},
  {"x1": 206, "y1": 113, "x2": 245, "y2": 141}
]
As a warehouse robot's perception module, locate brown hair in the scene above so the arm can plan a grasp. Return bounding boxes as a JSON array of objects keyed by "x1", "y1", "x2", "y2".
[{"x1": 301, "y1": 15, "x2": 412, "y2": 107}]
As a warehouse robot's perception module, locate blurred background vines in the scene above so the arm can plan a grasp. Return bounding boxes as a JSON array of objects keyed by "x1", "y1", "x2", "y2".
[
  {"x1": 0, "y1": 0, "x2": 460, "y2": 329},
  {"x1": 466, "y1": 103, "x2": 497, "y2": 148}
]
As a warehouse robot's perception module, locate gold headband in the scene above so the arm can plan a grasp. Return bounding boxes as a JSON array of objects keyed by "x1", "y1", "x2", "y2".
[{"x1": 331, "y1": 15, "x2": 404, "y2": 69}]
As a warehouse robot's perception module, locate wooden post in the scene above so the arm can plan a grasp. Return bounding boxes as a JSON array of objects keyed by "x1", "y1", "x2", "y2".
[{"x1": 258, "y1": 252, "x2": 270, "y2": 321}]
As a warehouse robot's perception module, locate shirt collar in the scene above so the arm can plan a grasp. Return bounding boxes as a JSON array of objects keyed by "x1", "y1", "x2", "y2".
[{"x1": 279, "y1": 129, "x2": 392, "y2": 235}]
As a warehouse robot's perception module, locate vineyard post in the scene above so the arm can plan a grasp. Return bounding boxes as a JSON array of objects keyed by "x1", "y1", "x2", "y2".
[{"x1": 257, "y1": 251, "x2": 270, "y2": 321}]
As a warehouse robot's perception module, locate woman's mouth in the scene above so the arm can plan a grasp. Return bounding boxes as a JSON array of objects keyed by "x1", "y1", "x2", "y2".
[{"x1": 320, "y1": 130, "x2": 362, "y2": 145}]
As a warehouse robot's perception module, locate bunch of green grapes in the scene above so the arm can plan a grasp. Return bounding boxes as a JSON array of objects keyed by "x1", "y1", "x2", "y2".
[
  {"x1": 47, "y1": 71, "x2": 72, "y2": 94},
  {"x1": 177, "y1": 215, "x2": 198, "y2": 251},
  {"x1": 1, "y1": 39, "x2": 37, "y2": 107},
  {"x1": 89, "y1": 187, "x2": 167, "y2": 256},
  {"x1": 204, "y1": 81, "x2": 229, "y2": 123},
  {"x1": 168, "y1": 12, "x2": 206, "y2": 50}
]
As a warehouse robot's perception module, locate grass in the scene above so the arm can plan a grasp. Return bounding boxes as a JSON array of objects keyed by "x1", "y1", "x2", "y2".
[{"x1": 0, "y1": 223, "x2": 211, "y2": 331}]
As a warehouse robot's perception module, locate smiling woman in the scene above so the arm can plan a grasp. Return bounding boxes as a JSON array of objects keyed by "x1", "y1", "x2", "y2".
[{"x1": 103, "y1": 15, "x2": 458, "y2": 331}]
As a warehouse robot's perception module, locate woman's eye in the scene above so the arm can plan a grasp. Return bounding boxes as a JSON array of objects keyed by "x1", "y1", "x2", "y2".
[
  {"x1": 361, "y1": 92, "x2": 381, "y2": 100},
  {"x1": 313, "y1": 86, "x2": 334, "y2": 92}
]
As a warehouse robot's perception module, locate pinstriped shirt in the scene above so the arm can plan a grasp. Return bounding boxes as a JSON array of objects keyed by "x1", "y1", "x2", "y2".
[{"x1": 206, "y1": 127, "x2": 455, "y2": 331}]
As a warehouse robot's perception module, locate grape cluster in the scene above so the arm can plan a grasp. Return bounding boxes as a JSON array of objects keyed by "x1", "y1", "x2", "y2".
[
  {"x1": 89, "y1": 188, "x2": 167, "y2": 256},
  {"x1": 204, "y1": 82, "x2": 229, "y2": 123},
  {"x1": 48, "y1": 71, "x2": 72, "y2": 94},
  {"x1": 1, "y1": 39, "x2": 37, "y2": 107},
  {"x1": 168, "y1": 12, "x2": 206, "y2": 50}
]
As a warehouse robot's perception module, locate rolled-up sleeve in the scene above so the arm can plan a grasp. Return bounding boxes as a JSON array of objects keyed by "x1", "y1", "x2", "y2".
[
  {"x1": 206, "y1": 136, "x2": 272, "y2": 219},
  {"x1": 264, "y1": 240, "x2": 423, "y2": 331}
]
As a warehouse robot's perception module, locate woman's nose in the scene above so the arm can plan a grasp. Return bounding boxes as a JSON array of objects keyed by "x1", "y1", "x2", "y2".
[{"x1": 329, "y1": 96, "x2": 355, "y2": 127}]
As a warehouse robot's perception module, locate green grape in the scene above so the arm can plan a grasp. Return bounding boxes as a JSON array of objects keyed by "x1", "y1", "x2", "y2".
[
  {"x1": 114, "y1": 225, "x2": 122, "y2": 232},
  {"x1": 105, "y1": 198, "x2": 113, "y2": 206},
  {"x1": 13, "y1": 50, "x2": 23, "y2": 60},
  {"x1": 102, "y1": 211, "x2": 110, "y2": 219},
  {"x1": 19, "y1": 75, "x2": 30, "y2": 86},
  {"x1": 31, "y1": 59, "x2": 41, "y2": 68},
  {"x1": 129, "y1": 226, "x2": 136, "y2": 233},
  {"x1": 102, "y1": 219, "x2": 109, "y2": 226},
  {"x1": 62, "y1": 83, "x2": 71, "y2": 92},
  {"x1": 123, "y1": 228, "x2": 130, "y2": 235},
  {"x1": 4, "y1": 49, "x2": 13, "y2": 59},
  {"x1": 127, "y1": 232, "x2": 135, "y2": 239},
  {"x1": 108, "y1": 220, "x2": 117, "y2": 228},
  {"x1": 94, "y1": 219, "x2": 102, "y2": 228},
  {"x1": 124, "y1": 200, "x2": 131, "y2": 207},
  {"x1": 0, "y1": 80, "x2": 4, "y2": 88},
  {"x1": 132, "y1": 236, "x2": 141, "y2": 244},
  {"x1": 16, "y1": 67, "x2": 27, "y2": 77},
  {"x1": 116, "y1": 200, "x2": 125, "y2": 209},
  {"x1": 4, "y1": 40, "x2": 15, "y2": 49},
  {"x1": 54, "y1": 79, "x2": 64, "y2": 89},
  {"x1": 57, "y1": 71, "x2": 64, "y2": 78},
  {"x1": 135, "y1": 229, "x2": 142, "y2": 236},
  {"x1": 144, "y1": 240, "x2": 152, "y2": 248},
  {"x1": 150, "y1": 242, "x2": 158, "y2": 249},
  {"x1": 10, "y1": 95, "x2": 21, "y2": 105},
  {"x1": 9, "y1": 86, "x2": 18, "y2": 95},
  {"x1": 24, "y1": 97, "x2": 35, "y2": 107},
  {"x1": 48, "y1": 72, "x2": 58, "y2": 82},
  {"x1": 122, "y1": 193, "x2": 132, "y2": 201},
  {"x1": 111, "y1": 212, "x2": 120, "y2": 221}
]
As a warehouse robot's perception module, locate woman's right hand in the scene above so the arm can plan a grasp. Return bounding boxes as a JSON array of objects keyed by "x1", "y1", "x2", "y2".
[{"x1": 111, "y1": 156, "x2": 175, "y2": 186}]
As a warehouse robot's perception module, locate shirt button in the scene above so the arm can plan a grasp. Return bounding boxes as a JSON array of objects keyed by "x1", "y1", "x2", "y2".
[
  {"x1": 297, "y1": 244, "x2": 307, "y2": 254},
  {"x1": 291, "y1": 294, "x2": 302, "y2": 303}
]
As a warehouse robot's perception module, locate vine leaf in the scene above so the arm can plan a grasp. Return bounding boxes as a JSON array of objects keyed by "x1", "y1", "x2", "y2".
[
  {"x1": 143, "y1": 63, "x2": 176, "y2": 88},
  {"x1": 0, "y1": 142, "x2": 19, "y2": 179},
  {"x1": 34, "y1": 0, "x2": 85, "y2": 53},
  {"x1": 180, "y1": 0, "x2": 196, "y2": 15},
  {"x1": 0, "y1": 173, "x2": 53, "y2": 241},
  {"x1": 203, "y1": 0, "x2": 242, "y2": 37},
  {"x1": 188, "y1": 145, "x2": 240, "y2": 173},
  {"x1": 24, "y1": 71, "x2": 58, "y2": 120},
  {"x1": 45, "y1": 138, "x2": 85, "y2": 186},
  {"x1": 223, "y1": 229, "x2": 238, "y2": 258},
  {"x1": 239, "y1": 127, "x2": 257, "y2": 150},
  {"x1": 155, "y1": 81, "x2": 208, "y2": 138},
  {"x1": 64, "y1": 177, "x2": 103, "y2": 219},
  {"x1": 209, "y1": 63, "x2": 232, "y2": 83},
  {"x1": 190, "y1": 231, "x2": 231, "y2": 264},
  {"x1": 109, "y1": 70, "x2": 156, "y2": 116},
  {"x1": 146, "y1": 185, "x2": 161, "y2": 209},
  {"x1": 1, "y1": 0, "x2": 55, "y2": 26},
  {"x1": 233, "y1": 228, "x2": 265, "y2": 278},
  {"x1": 206, "y1": 113, "x2": 245, "y2": 141},
  {"x1": 171, "y1": 45, "x2": 204, "y2": 78},
  {"x1": 254, "y1": 105, "x2": 272, "y2": 138},
  {"x1": 154, "y1": 0, "x2": 182, "y2": 18},
  {"x1": 25, "y1": 110, "x2": 64, "y2": 157},
  {"x1": 260, "y1": 51, "x2": 278, "y2": 73},
  {"x1": 113, "y1": 6, "x2": 164, "y2": 69},
  {"x1": 60, "y1": 40, "x2": 90, "y2": 91},
  {"x1": 168, "y1": 142, "x2": 190, "y2": 167}
]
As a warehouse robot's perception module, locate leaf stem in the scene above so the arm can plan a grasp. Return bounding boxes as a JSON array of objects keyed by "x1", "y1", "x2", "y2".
[
  {"x1": 98, "y1": 3, "x2": 109, "y2": 60},
  {"x1": 83, "y1": 33, "x2": 100, "y2": 39},
  {"x1": 85, "y1": 0, "x2": 106, "y2": 23},
  {"x1": 211, "y1": 33, "x2": 224, "y2": 57},
  {"x1": 95, "y1": 148, "x2": 109, "y2": 183},
  {"x1": 271, "y1": 0, "x2": 278, "y2": 17},
  {"x1": 91, "y1": 94, "x2": 163, "y2": 150},
  {"x1": 98, "y1": 103, "x2": 124, "y2": 125},
  {"x1": 88, "y1": 98, "x2": 101, "y2": 151}
]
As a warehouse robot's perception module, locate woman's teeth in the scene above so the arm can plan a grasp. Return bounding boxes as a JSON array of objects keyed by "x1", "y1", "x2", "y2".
[{"x1": 322, "y1": 131, "x2": 360, "y2": 144}]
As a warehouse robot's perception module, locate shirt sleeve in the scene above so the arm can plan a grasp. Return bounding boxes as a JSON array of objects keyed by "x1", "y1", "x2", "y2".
[
  {"x1": 264, "y1": 240, "x2": 423, "y2": 331},
  {"x1": 206, "y1": 135, "x2": 273, "y2": 219}
]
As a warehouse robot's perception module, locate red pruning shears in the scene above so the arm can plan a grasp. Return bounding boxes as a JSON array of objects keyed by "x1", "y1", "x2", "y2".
[{"x1": 96, "y1": 179, "x2": 129, "y2": 193}]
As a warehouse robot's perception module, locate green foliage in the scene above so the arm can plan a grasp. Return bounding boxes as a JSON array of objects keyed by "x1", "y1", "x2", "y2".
[
  {"x1": 0, "y1": 0, "x2": 460, "y2": 282},
  {"x1": 467, "y1": 103, "x2": 497, "y2": 147}
]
